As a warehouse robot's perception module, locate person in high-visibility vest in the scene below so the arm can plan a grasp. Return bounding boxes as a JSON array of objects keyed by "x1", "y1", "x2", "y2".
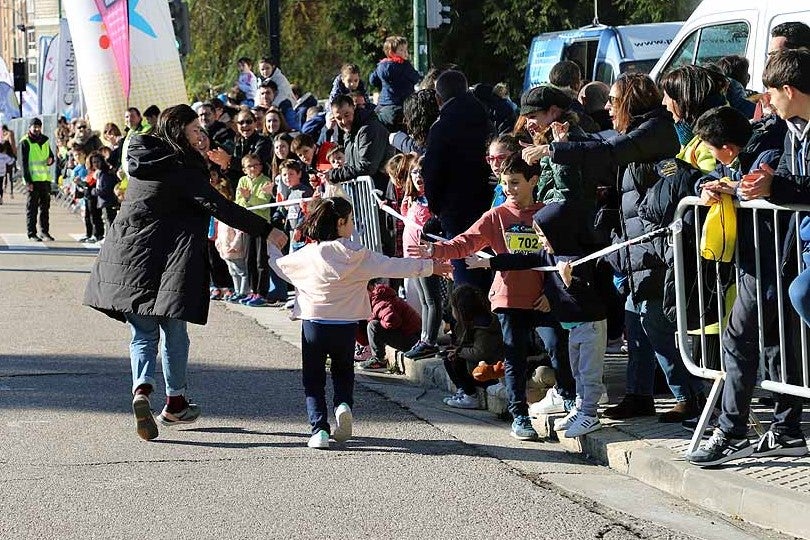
[{"x1": 21, "y1": 117, "x2": 55, "y2": 241}]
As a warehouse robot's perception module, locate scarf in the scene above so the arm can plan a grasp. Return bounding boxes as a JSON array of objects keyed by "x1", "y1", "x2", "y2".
[{"x1": 674, "y1": 121, "x2": 694, "y2": 147}]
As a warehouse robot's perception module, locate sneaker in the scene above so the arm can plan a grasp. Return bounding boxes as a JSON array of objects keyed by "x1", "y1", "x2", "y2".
[
  {"x1": 354, "y1": 344, "x2": 372, "y2": 363},
  {"x1": 553, "y1": 408, "x2": 580, "y2": 431},
  {"x1": 209, "y1": 288, "x2": 223, "y2": 300},
  {"x1": 602, "y1": 393, "x2": 656, "y2": 419},
  {"x1": 682, "y1": 409, "x2": 720, "y2": 436},
  {"x1": 307, "y1": 429, "x2": 330, "y2": 449},
  {"x1": 403, "y1": 341, "x2": 439, "y2": 359},
  {"x1": 40, "y1": 232, "x2": 55, "y2": 241},
  {"x1": 332, "y1": 403, "x2": 353, "y2": 443},
  {"x1": 472, "y1": 360, "x2": 505, "y2": 382},
  {"x1": 246, "y1": 295, "x2": 268, "y2": 307},
  {"x1": 284, "y1": 298, "x2": 295, "y2": 309},
  {"x1": 598, "y1": 392, "x2": 609, "y2": 405},
  {"x1": 445, "y1": 392, "x2": 479, "y2": 409},
  {"x1": 751, "y1": 430, "x2": 809, "y2": 458},
  {"x1": 565, "y1": 414, "x2": 602, "y2": 438},
  {"x1": 443, "y1": 388, "x2": 465, "y2": 405},
  {"x1": 688, "y1": 428, "x2": 753, "y2": 467},
  {"x1": 239, "y1": 293, "x2": 257, "y2": 305},
  {"x1": 132, "y1": 394, "x2": 158, "y2": 441},
  {"x1": 510, "y1": 415, "x2": 538, "y2": 441},
  {"x1": 28, "y1": 234, "x2": 42, "y2": 242},
  {"x1": 157, "y1": 403, "x2": 201, "y2": 426},
  {"x1": 358, "y1": 357, "x2": 387, "y2": 371},
  {"x1": 227, "y1": 293, "x2": 246, "y2": 303},
  {"x1": 529, "y1": 387, "x2": 566, "y2": 416}
]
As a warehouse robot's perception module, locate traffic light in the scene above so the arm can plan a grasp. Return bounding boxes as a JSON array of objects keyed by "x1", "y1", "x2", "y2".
[
  {"x1": 168, "y1": 0, "x2": 191, "y2": 57},
  {"x1": 425, "y1": 0, "x2": 451, "y2": 30}
]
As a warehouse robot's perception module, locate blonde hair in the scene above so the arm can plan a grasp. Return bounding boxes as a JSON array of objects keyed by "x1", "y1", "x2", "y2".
[{"x1": 383, "y1": 36, "x2": 408, "y2": 57}]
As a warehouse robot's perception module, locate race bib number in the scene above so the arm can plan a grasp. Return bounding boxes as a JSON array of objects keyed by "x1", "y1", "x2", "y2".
[{"x1": 504, "y1": 231, "x2": 542, "y2": 254}]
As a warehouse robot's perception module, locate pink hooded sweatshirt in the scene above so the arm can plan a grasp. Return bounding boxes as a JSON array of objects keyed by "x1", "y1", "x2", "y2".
[{"x1": 272, "y1": 238, "x2": 433, "y2": 321}]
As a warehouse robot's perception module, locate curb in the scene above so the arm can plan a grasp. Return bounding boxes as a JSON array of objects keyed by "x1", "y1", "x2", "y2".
[{"x1": 225, "y1": 303, "x2": 809, "y2": 539}]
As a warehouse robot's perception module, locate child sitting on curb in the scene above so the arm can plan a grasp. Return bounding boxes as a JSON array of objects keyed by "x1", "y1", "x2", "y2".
[
  {"x1": 442, "y1": 285, "x2": 504, "y2": 409},
  {"x1": 361, "y1": 280, "x2": 422, "y2": 371}
]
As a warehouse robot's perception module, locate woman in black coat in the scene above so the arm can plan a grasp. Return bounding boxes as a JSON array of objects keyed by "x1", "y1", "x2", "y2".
[{"x1": 84, "y1": 104, "x2": 271, "y2": 441}]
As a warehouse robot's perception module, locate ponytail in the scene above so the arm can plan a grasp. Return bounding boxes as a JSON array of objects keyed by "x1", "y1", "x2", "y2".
[{"x1": 302, "y1": 197, "x2": 353, "y2": 242}]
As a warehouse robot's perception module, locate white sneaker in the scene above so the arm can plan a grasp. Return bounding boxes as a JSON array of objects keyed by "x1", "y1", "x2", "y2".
[
  {"x1": 332, "y1": 403, "x2": 353, "y2": 443},
  {"x1": 553, "y1": 408, "x2": 579, "y2": 431},
  {"x1": 307, "y1": 429, "x2": 330, "y2": 449},
  {"x1": 443, "y1": 388, "x2": 465, "y2": 405},
  {"x1": 446, "y1": 393, "x2": 479, "y2": 409},
  {"x1": 529, "y1": 387, "x2": 566, "y2": 416},
  {"x1": 564, "y1": 414, "x2": 602, "y2": 438}
]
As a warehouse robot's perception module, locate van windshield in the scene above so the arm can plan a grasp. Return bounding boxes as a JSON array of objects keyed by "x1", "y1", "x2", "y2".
[{"x1": 619, "y1": 60, "x2": 658, "y2": 75}]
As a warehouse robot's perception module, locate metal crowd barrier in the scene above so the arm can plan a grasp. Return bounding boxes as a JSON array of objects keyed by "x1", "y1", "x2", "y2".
[
  {"x1": 672, "y1": 196, "x2": 810, "y2": 455},
  {"x1": 340, "y1": 175, "x2": 383, "y2": 253}
]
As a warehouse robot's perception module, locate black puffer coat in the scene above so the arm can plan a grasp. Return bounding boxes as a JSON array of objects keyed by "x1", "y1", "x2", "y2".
[{"x1": 83, "y1": 135, "x2": 270, "y2": 325}]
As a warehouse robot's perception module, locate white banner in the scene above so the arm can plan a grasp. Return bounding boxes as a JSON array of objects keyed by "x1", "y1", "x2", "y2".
[
  {"x1": 40, "y1": 35, "x2": 59, "y2": 115},
  {"x1": 64, "y1": 0, "x2": 187, "y2": 129},
  {"x1": 0, "y1": 57, "x2": 12, "y2": 86},
  {"x1": 57, "y1": 19, "x2": 83, "y2": 120}
]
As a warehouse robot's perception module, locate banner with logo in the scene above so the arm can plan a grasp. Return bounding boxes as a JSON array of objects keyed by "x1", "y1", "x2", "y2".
[
  {"x1": 64, "y1": 0, "x2": 187, "y2": 129},
  {"x1": 40, "y1": 35, "x2": 59, "y2": 115},
  {"x1": 57, "y1": 19, "x2": 84, "y2": 120}
]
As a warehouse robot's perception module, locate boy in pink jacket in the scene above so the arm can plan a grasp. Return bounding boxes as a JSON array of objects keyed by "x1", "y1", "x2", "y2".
[
  {"x1": 269, "y1": 197, "x2": 449, "y2": 449},
  {"x1": 408, "y1": 155, "x2": 547, "y2": 441}
]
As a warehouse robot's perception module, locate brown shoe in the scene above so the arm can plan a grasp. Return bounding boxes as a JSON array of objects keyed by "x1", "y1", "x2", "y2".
[
  {"x1": 132, "y1": 394, "x2": 159, "y2": 440},
  {"x1": 658, "y1": 399, "x2": 700, "y2": 423},
  {"x1": 602, "y1": 393, "x2": 656, "y2": 419}
]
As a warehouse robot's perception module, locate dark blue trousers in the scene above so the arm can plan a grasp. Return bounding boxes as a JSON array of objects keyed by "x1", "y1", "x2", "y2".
[{"x1": 301, "y1": 321, "x2": 356, "y2": 434}]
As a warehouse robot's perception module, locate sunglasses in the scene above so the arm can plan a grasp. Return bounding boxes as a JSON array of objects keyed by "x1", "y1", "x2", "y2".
[
  {"x1": 607, "y1": 96, "x2": 618, "y2": 105},
  {"x1": 76, "y1": 125, "x2": 87, "y2": 129},
  {"x1": 485, "y1": 153, "x2": 510, "y2": 163},
  {"x1": 237, "y1": 119, "x2": 254, "y2": 126}
]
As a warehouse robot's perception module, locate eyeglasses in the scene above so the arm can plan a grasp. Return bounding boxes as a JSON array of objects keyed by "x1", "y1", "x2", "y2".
[
  {"x1": 607, "y1": 95, "x2": 618, "y2": 105},
  {"x1": 237, "y1": 119, "x2": 254, "y2": 126},
  {"x1": 76, "y1": 125, "x2": 87, "y2": 130},
  {"x1": 485, "y1": 153, "x2": 510, "y2": 163}
]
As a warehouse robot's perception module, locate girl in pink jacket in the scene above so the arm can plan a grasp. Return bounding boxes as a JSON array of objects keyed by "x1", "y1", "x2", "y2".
[
  {"x1": 401, "y1": 156, "x2": 444, "y2": 359},
  {"x1": 269, "y1": 197, "x2": 448, "y2": 449}
]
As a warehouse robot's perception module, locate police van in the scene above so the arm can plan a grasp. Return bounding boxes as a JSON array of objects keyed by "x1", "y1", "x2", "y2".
[
  {"x1": 649, "y1": 0, "x2": 810, "y2": 90},
  {"x1": 523, "y1": 22, "x2": 683, "y2": 90}
]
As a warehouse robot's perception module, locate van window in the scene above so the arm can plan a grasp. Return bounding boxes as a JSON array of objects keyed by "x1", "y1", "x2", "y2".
[
  {"x1": 564, "y1": 40, "x2": 599, "y2": 81},
  {"x1": 660, "y1": 22, "x2": 749, "y2": 75},
  {"x1": 595, "y1": 62, "x2": 614, "y2": 84}
]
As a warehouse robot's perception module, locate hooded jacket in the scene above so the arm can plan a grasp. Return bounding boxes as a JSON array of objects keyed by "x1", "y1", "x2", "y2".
[
  {"x1": 83, "y1": 134, "x2": 270, "y2": 325},
  {"x1": 454, "y1": 313, "x2": 504, "y2": 364},
  {"x1": 273, "y1": 238, "x2": 433, "y2": 321},
  {"x1": 368, "y1": 283, "x2": 421, "y2": 336},
  {"x1": 488, "y1": 201, "x2": 612, "y2": 323},
  {"x1": 422, "y1": 91, "x2": 493, "y2": 227},
  {"x1": 431, "y1": 200, "x2": 545, "y2": 311}
]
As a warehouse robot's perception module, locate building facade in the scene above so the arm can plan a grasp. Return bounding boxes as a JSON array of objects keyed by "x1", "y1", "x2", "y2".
[{"x1": 0, "y1": 0, "x2": 60, "y2": 85}]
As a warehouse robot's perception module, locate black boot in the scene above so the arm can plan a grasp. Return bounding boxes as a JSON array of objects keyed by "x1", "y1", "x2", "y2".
[{"x1": 603, "y1": 393, "x2": 656, "y2": 419}]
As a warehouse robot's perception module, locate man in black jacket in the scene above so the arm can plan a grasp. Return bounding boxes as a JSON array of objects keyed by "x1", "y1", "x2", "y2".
[
  {"x1": 422, "y1": 70, "x2": 492, "y2": 288},
  {"x1": 326, "y1": 94, "x2": 391, "y2": 192}
]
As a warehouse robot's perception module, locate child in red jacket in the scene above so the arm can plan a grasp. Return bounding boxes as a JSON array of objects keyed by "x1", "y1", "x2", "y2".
[{"x1": 360, "y1": 280, "x2": 422, "y2": 371}]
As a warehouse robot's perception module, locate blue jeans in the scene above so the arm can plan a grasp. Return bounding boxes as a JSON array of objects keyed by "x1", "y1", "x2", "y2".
[
  {"x1": 126, "y1": 313, "x2": 190, "y2": 396},
  {"x1": 628, "y1": 296, "x2": 704, "y2": 402},
  {"x1": 789, "y1": 266, "x2": 810, "y2": 326},
  {"x1": 301, "y1": 321, "x2": 356, "y2": 434},
  {"x1": 624, "y1": 296, "x2": 656, "y2": 396}
]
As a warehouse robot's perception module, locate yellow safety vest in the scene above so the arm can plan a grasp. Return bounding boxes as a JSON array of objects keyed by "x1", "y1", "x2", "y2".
[{"x1": 23, "y1": 137, "x2": 51, "y2": 183}]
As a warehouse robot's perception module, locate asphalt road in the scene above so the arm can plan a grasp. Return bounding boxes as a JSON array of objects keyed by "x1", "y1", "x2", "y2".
[{"x1": 0, "y1": 193, "x2": 786, "y2": 539}]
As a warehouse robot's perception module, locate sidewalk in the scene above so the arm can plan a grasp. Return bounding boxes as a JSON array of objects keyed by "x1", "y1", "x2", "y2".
[{"x1": 231, "y1": 301, "x2": 810, "y2": 539}]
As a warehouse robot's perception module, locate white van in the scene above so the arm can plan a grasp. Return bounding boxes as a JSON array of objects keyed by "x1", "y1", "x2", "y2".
[
  {"x1": 524, "y1": 23, "x2": 682, "y2": 91},
  {"x1": 649, "y1": 0, "x2": 810, "y2": 90}
]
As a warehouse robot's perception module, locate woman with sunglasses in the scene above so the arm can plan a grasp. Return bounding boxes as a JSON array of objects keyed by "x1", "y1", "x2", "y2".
[{"x1": 207, "y1": 108, "x2": 273, "y2": 192}]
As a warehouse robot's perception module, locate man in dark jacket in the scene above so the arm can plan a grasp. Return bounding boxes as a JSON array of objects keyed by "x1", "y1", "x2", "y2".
[
  {"x1": 198, "y1": 102, "x2": 234, "y2": 152},
  {"x1": 422, "y1": 70, "x2": 492, "y2": 288},
  {"x1": 326, "y1": 94, "x2": 392, "y2": 192},
  {"x1": 21, "y1": 117, "x2": 55, "y2": 241}
]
